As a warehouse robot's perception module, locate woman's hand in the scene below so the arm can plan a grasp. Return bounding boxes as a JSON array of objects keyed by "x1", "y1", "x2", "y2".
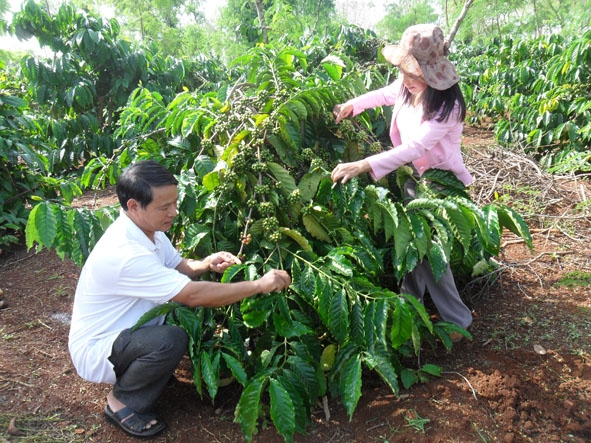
[
  {"x1": 331, "y1": 160, "x2": 371, "y2": 184},
  {"x1": 333, "y1": 103, "x2": 353, "y2": 124}
]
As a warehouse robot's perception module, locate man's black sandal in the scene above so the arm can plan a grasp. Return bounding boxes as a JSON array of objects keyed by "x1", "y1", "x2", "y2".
[{"x1": 104, "y1": 405, "x2": 166, "y2": 438}]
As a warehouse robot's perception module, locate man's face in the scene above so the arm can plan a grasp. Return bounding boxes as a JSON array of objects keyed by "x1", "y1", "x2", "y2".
[{"x1": 127, "y1": 184, "x2": 178, "y2": 238}]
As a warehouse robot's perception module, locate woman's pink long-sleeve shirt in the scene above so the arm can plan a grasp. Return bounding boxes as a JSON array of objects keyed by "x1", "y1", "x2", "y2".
[{"x1": 346, "y1": 79, "x2": 473, "y2": 186}]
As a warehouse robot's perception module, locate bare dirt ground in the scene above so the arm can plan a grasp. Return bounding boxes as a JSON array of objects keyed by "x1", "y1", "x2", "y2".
[{"x1": 1, "y1": 129, "x2": 591, "y2": 442}]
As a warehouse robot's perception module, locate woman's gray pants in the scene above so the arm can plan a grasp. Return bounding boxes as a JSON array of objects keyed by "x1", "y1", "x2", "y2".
[
  {"x1": 108, "y1": 325, "x2": 188, "y2": 413},
  {"x1": 400, "y1": 170, "x2": 473, "y2": 329},
  {"x1": 400, "y1": 261, "x2": 472, "y2": 328}
]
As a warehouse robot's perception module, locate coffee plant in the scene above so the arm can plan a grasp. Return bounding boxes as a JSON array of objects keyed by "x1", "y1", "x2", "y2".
[
  {"x1": 10, "y1": 5, "x2": 535, "y2": 440},
  {"x1": 27, "y1": 40, "x2": 533, "y2": 441},
  {"x1": 454, "y1": 30, "x2": 591, "y2": 172}
]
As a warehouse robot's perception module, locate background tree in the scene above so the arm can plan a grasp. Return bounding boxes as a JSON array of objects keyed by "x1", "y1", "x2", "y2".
[
  {"x1": 375, "y1": 0, "x2": 437, "y2": 41},
  {"x1": 440, "y1": 0, "x2": 591, "y2": 43},
  {"x1": 214, "y1": 0, "x2": 338, "y2": 61}
]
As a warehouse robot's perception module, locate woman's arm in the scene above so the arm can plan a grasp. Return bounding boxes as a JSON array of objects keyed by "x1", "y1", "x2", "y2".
[
  {"x1": 346, "y1": 79, "x2": 402, "y2": 117},
  {"x1": 367, "y1": 114, "x2": 461, "y2": 181}
]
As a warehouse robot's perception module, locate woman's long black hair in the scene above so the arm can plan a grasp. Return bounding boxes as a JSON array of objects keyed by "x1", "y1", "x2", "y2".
[{"x1": 400, "y1": 82, "x2": 466, "y2": 123}]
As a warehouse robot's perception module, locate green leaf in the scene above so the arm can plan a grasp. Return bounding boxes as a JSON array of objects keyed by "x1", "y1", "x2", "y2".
[
  {"x1": 175, "y1": 307, "x2": 204, "y2": 345},
  {"x1": 287, "y1": 355, "x2": 319, "y2": 401},
  {"x1": 131, "y1": 302, "x2": 181, "y2": 331},
  {"x1": 298, "y1": 172, "x2": 322, "y2": 201},
  {"x1": 273, "y1": 313, "x2": 313, "y2": 338},
  {"x1": 221, "y1": 352, "x2": 248, "y2": 386},
  {"x1": 221, "y1": 263, "x2": 247, "y2": 283},
  {"x1": 72, "y1": 210, "x2": 92, "y2": 260},
  {"x1": 268, "y1": 162, "x2": 297, "y2": 195},
  {"x1": 302, "y1": 214, "x2": 331, "y2": 242},
  {"x1": 363, "y1": 348, "x2": 399, "y2": 395},
  {"x1": 25, "y1": 202, "x2": 57, "y2": 251},
  {"x1": 235, "y1": 377, "x2": 266, "y2": 440},
  {"x1": 394, "y1": 206, "x2": 412, "y2": 263},
  {"x1": 240, "y1": 293, "x2": 278, "y2": 328},
  {"x1": 400, "y1": 368, "x2": 419, "y2": 389},
  {"x1": 51, "y1": 204, "x2": 72, "y2": 260},
  {"x1": 340, "y1": 353, "x2": 362, "y2": 419},
  {"x1": 495, "y1": 204, "x2": 533, "y2": 251},
  {"x1": 279, "y1": 228, "x2": 312, "y2": 252},
  {"x1": 276, "y1": 373, "x2": 309, "y2": 433},
  {"x1": 290, "y1": 261, "x2": 316, "y2": 303},
  {"x1": 409, "y1": 213, "x2": 431, "y2": 259},
  {"x1": 201, "y1": 350, "x2": 220, "y2": 401},
  {"x1": 425, "y1": 242, "x2": 448, "y2": 282},
  {"x1": 349, "y1": 299, "x2": 365, "y2": 347},
  {"x1": 401, "y1": 293, "x2": 433, "y2": 334},
  {"x1": 438, "y1": 200, "x2": 472, "y2": 252},
  {"x1": 421, "y1": 169, "x2": 468, "y2": 196},
  {"x1": 396, "y1": 165, "x2": 415, "y2": 191},
  {"x1": 327, "y1": 253, "x2": 353, "y2": 277},
  {"x1": 390, "y1": 297, "x2": 413, "y2": 348},
  {"x1": 328, "y1": 289, "x2": 349, "y2": 343},
  {"x1": 420, "y1": 363, "x2": 442, "y2": 377},
  {"x1": 269, "y1": 378, "x2": 296, "y2": 441},
  {"x1": 321, "y1": 59, "x2": 343, "y2": 81}
]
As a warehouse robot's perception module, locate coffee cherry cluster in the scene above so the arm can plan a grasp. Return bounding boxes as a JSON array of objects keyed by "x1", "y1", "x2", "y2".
[
  {"x1": 254, "y1": 184, "x2": 271, "y2": 195},
  {"x1": 251, "y1": 162, "x2": 268, "y2": 173},
  {"x1": 262, "y1": 216, "x2": 281, "y2": 243},
  {"x1": 262, "y1": 216, "x2": 279, "y2": 232},
  {"x1": 287, "y1": 189, "x2": 301, "y2": 204},
  {"x1": 301, "y1": 148, "x2": 315, "y2": 160},
  {"x1": 240, "y1": 233, "x2": 252, "y2": 245},
  {"x1": 336, "y1": 119, "x2": 356, "y2": 139},
  {"x1": 232, "y1": 151, "x2": 248, "y2": 171},
  {"x1": 367, "y1": 141, "x2": 383, "y2": 153},
  {"x1": 310, "y1": 158, "x2": 324, "y2": 170},
  {"x1": 258, "y1": 201, "x2": 274, "y2": 217},
  {"x1": 201, "y1": 139, "x2": 214, "y2": 151}
]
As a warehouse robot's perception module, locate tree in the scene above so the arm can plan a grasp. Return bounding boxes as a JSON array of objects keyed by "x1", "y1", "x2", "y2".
[
  {"x1": 375, "y1": 0, "x2": 438, "y2": 41},
  {"x1": 446, "y1": 0, "x2": 475, "y2": 44},
  {"x1": 439, "y1": 0, "x2": 590, "y2": 43},
  {"x1": 215, "y1": 0, "x2": 338, "y2": 61}
]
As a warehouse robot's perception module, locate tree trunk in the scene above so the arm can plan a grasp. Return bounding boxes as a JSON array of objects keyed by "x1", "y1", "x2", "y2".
[
  {"x1": 254, "y1": 0, "x2": 268, "y2": 44},
  {"x1": 446, "y1": 0, "x2": 476, "y2": 45},
  {"x1": 312, "y1": 0, "x2": 324, "y2": 34}
]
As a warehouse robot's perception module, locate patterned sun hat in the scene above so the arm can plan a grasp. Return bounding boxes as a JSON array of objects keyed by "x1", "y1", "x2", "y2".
[{"x1": 382, "y1": 24, "x2": 459, "y2": 90}]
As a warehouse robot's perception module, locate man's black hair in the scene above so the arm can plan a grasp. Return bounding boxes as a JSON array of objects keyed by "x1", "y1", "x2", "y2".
[{"x1": 116, "y1": 160, "x2": 178, "y2": 211}]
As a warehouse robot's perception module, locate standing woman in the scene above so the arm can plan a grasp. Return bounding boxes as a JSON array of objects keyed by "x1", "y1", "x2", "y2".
[{"x1": 330, "y1": 24, "x2": 472, "y2": 340}]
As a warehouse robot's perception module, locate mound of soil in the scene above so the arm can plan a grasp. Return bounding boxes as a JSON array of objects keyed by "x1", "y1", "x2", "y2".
[{"x1": 1, "y1": 131, "x2": 590, "y2": 442}]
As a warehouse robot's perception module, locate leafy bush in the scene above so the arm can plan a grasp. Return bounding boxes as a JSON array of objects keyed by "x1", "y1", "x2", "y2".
[
  {"x1": 7, "y1": 3, "x2": 535, "y2": 440},
  {"x1": 25, "y1": 41, "x2": 532, "y2": 441},
  {"x1": 455, "y1": 31, "x2": 591, "y2": 172}
]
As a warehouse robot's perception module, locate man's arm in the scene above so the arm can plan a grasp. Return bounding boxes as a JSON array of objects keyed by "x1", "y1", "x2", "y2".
[
  {"x1": 175, "y1": 251, "x2": 241, "y2": 279},
  {"x1": 171, "y1": 269, "x2": 291, "y2": 308}
]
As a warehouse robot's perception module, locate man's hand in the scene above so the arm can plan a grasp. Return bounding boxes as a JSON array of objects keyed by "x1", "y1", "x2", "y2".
[
  {"x1": 258, "y1": 269, "x2": 291, "y2": 293},
  {"x1": 208, "y1": 252, "x2": 242, "y2": 274}
]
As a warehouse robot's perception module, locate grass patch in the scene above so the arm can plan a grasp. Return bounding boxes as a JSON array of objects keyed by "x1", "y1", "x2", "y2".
[{"x1": 553, "y1": 271, "x2": 591, "y2": 288}]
